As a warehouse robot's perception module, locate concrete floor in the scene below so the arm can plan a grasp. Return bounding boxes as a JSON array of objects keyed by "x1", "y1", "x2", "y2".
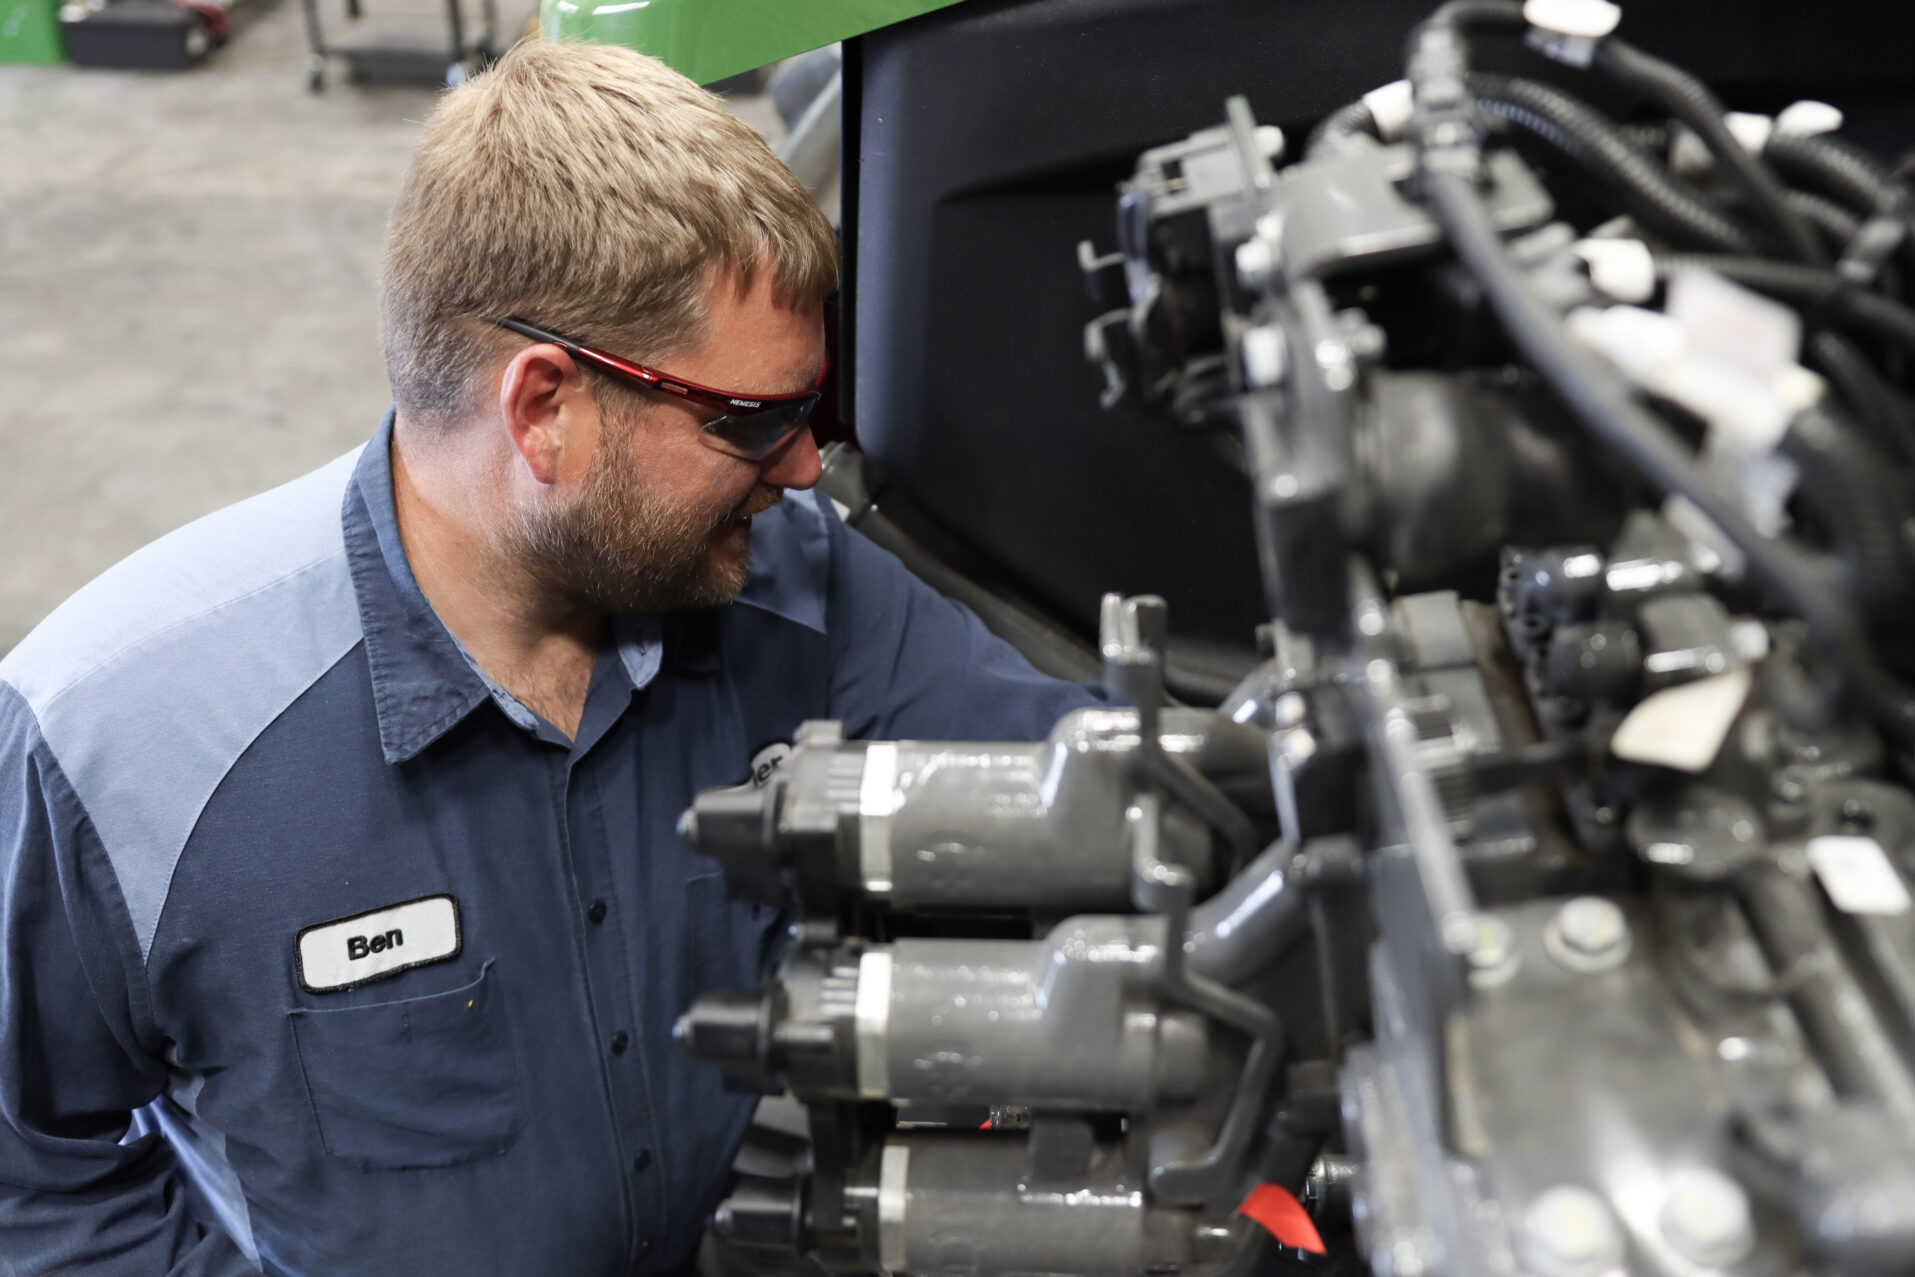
[{"x1": 0, "y1": 4, "x2": 787, "y2": 656}]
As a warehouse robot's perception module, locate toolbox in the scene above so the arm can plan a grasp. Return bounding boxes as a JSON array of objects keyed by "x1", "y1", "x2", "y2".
[{"x1": 58, "y1": 0, "x2": 217, "y2": 69}]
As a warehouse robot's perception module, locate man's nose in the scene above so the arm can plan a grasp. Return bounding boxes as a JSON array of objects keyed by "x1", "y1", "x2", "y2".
[{"x1": 760, "y1": 425, "x2": 823, "y2": 490}]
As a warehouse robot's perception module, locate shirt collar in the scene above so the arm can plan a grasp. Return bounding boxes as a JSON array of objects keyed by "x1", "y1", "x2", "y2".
[{"x1": 343, "y1": 411, "x2": 666, "y2": 763}]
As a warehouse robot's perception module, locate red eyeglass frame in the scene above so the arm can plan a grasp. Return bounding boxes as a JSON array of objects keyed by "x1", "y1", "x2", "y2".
[{"x1": 488, "y1": 316, "x2": 826, "y2": 461}]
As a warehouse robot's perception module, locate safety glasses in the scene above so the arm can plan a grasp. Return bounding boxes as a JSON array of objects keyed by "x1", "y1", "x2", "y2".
[{"x1": 488, "y1": 317, "x2": 824, "y2": 461}]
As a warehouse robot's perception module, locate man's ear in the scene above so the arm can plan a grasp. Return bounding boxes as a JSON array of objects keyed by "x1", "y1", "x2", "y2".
[{"x1": 498, "y1": 343, "x2": 599, "y2": 487}]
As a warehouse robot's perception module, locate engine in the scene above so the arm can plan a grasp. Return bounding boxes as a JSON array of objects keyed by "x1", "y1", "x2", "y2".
[{"x1": 677, "y1": 3, "x2": 1915, "y2": 1273}]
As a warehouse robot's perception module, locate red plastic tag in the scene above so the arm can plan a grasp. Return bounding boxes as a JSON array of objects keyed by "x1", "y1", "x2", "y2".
[{"x1": 1237, "y1": 1182, "x2": 1327, "y2": 1254}]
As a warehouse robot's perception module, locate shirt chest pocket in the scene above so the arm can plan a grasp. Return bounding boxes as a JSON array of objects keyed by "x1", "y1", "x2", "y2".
[{"x1": 288, "y1": 961, "x2": 526, "y2": 1170}]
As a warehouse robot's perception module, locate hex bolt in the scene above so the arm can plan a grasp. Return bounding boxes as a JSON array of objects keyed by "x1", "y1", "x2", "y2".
[
  {"x1": 1465, "y1": 915, "x2": 1519, "y2": 989},
  {"x1": 1235, "y1": 237, "x2": 1277, "y2": 290},
  {"x1": 1545, "y1": 896, "x2": 1632, "y2": 973},
  {"x1": 1521, "y1": 1185, "x2": 1624, "y2": 1277},
  {"x1": 1659, "y1": 1168, "x2": 1756, "y2": 1268},
  {"x1": 1559, "y1": 898, "x2": 1625, "y2": 954}
]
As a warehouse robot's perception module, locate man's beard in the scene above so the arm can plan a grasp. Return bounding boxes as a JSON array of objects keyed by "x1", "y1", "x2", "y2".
[{"x1": 505, "y1": 420, "x2": 783, "y2": 614}]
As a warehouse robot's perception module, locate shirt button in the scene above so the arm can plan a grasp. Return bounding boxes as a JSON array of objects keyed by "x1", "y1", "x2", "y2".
[
  {"x1": 588, "y1": 900, "x2": 608, "y2": 925},
  {"x1": 611, "y1": 1031, "x2": 630, "y2": 1055},
  {"x1": 633, "y1": 1148, "x2": 653, "y2": 1172},
  {"x1": 639, "y1": 1240, "x2": 653, "y2": 1257}
]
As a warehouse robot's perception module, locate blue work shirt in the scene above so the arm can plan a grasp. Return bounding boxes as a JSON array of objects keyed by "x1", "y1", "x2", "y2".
[{"x1": 0, "y1": 415, "x2": 1098, "y2": 1276}]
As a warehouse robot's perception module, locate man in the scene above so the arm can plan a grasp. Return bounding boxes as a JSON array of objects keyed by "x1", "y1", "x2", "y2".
[{"x1": 0, "y1": 40, "x2": 1095, "y2": 1276}]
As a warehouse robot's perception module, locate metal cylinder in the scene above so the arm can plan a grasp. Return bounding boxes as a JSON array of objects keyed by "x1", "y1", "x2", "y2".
[
  {"x1": 681, "y1": 919, "x2": 1220, "y2": 1109},
  {"x1": 875, "y1": 925, "x2": 1212, "y2": 1108},
  {"x1": 683, "y1": 708, "x2": 1234, "y2": 914},
  {"x1": 880, "y1": 1133, "x2": 1216, "y2": 1276}
]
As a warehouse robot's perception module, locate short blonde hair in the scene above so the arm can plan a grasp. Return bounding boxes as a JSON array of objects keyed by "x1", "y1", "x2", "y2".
[{"x1": 380, "y1": 40, "x2": 839, "y2": 428}]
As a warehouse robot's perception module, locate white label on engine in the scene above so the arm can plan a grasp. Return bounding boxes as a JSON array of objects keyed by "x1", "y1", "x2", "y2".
[
  {"x1": 1808, "y1": 836, "x2": 1912, "y2": 916},
  {"x1": 1610, "y1": 665, "x2": 1751, "y2": 774}
]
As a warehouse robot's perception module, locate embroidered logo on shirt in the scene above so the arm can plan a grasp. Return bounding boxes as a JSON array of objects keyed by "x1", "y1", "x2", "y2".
[{"x1": 296, "y1": 895, "x2": 462, "y2": 993}]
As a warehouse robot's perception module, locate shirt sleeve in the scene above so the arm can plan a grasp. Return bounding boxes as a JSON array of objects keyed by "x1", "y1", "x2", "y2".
[
  {"x1": 0, "y1": 683, "x2": 258, "y2": 1276},
  {"x1": 817, "y1": 497, "x2": 1108, "y2": 742}
]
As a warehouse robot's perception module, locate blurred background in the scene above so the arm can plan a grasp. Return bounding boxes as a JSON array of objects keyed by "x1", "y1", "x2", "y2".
[{"x1": 0, "y1": 2, "x2": 816, "y2": 656}]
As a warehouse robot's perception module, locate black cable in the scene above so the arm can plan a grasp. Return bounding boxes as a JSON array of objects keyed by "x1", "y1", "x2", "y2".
[
  {"x1": 1421, "y1": 166, "x2": 1915, "y2": 742},
  {"x1": 1766, "y1": 131, "x2": 1907, "y2": 216},
  {"x1": 1592, "y1": 40, "x2": 1827, "y2": 268},
  {"x1": 1471, "y1": 73, "x2": 1756, "y2": 252},
  {"x1": 1779, "y1": 407, "x2": 1914, "y2": 619},
  {"x1": 1766, "y1": 133, "x2": 1915, "y2": 304},
  {"x1": 1777, "y1": 192, "x2": 1903, "y2": 299},
  {"x1": 1650, "y1": 252, "x2": 1915, "y2": 360},
  {"x1": 1785, "y1": 190, "x2": 1862, "y2": 253},
  {"x1": 1405, "y1": 8, "x2": 1915, "y2": 737},
  {"x1": 1808, "y1": 330, "x2": 1915, "y2": 465}
]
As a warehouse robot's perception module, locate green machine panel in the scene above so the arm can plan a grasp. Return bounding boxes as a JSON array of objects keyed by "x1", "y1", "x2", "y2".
[
  {"x1": 541, "y1": 0, "x2": 964, "y2": 84},
  {"x1": 0, "y1": 0, "x2": 63, "y2": 64}
]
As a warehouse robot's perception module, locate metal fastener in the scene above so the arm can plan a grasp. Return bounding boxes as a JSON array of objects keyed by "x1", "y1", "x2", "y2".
[
  {"x1": 1235, "y1": 238, "x2": 1277, "y2": 290},
  {"x1": 1659, "y1": 1168, "x2": 1755, "y2": 1268},
  {"x1": 1241, "y1": 323, "x2": 1288, "y2": 387},
  {"x1": 1466, "y1": 916, "x2": 1520, "y2": 989},
  {"x1": 1522, "y1": 1185, "x2": 1623, "y2": 1277},
  {"x1": 1545, "y1": 896, "x2": 1631, "y2": 973}
]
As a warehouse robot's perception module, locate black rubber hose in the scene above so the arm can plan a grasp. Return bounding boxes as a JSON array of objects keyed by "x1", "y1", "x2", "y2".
[
  {"x1": 1786, "y1": 190, "x2": 1862, "y2": 252},
  {"x1": 1767, "y1": 131, "x2": 1907, "y2": 215},
  {"x1": 1470, "y1": 73, "x2": 1756, "y2": 252},
  {"x1": 1778, "y1": 407, "x2": 1915, "y2": 619},
  {"x1": 1406, "y1": 6, "x2": 1915, "y2": 736},
  {"x1": 1305, "y1": 99, "x2": 1377, "y2": 157},
  {"x1": 1650, "y1": 252, "x2": 1915, "y2": 359},
  {"x1": 1742, "y1": 868, "x2": 1915, "y2": 1115},
  {"x1": 1768, "y1": 132, "x2": 1915, "y2": 300},
  {"x1": 1808, "y1": 331, "x2": 1915, "y2": 465},
  {"x1": 1781, "y1": 192, "x2": 1904, "y2": 298},
  {"x1": 1422, "y1": 166, "x2": 1915, "y2": 742},
  {"x1": 1593, "y1": 40, "x2": 1827, "y2": 267}
]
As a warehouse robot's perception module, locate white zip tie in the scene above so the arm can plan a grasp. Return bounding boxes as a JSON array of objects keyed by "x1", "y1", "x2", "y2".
[
  {"x1": 1572, "y1": 238, "x2": 1657, "y2": 303},
  {"x1": 1361, "y1": 80, "x2": 1415, "y2": 142},
  {"x1": 1522, "y1": 0, "x2": 1621, "y2": 38},
  {"x1": 1774, "y1": 100, "x2": 1844, "y2": 138}
]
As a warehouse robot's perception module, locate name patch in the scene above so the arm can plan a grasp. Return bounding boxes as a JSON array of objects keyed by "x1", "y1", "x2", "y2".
[
  {"x1": 745, "y1": 741, "x2": 792, "y2": 789},
  {"x1": 297, "y1": 895, "x2": 462, "y2": 993}
]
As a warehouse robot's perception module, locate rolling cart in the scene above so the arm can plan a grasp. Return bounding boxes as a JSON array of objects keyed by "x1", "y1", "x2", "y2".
[{"x1": 299, "y1": 0, "x2": 497, "y2": 90}]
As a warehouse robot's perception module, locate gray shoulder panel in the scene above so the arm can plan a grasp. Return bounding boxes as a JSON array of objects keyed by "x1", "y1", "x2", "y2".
[{"x1": 0, "y1": 449, "x2": 366, "y2": 961}]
